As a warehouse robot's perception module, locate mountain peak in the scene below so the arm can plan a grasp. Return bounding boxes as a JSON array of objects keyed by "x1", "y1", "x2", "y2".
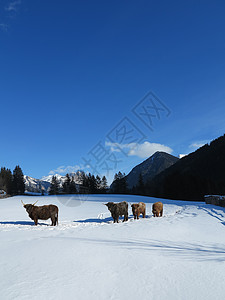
[
  {"x1": 125, "y1": 151, "x2": 179, "y2": 189},
  {"x1": 25, "y1": 171, "x2": 85, "y2": 194}
]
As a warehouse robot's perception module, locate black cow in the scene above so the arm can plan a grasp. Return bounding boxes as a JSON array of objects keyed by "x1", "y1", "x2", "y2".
[
  {"x1": 21, "y1": 200, "x2": 59, "y2": 226},
  {"x1": 104, "y1": 201, "x2": 128, "y2": 223}
]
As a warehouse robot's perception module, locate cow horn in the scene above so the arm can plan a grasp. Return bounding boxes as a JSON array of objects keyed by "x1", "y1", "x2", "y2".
[
  {"x1": 33, "y1": 200, "x2": 38, "y2": 206},
  {"x1": 21, "y1": 200, "x2": 25, "y2": 207}
]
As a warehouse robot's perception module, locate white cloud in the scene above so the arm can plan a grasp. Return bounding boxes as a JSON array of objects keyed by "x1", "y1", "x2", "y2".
[
  {"x1": 189, "y1": 141, "x2": 209, "y2": 149},
  {"x1": 49, "y1": 165, "x2": 82, "y2": 175},
  {"x1": 106, "y1": 141, "x2": 173, "y2": 159},
  {"x1": 178, "y1": 140, "x2": 210, "y2": 159},
  {"x1": 5, "y1": 0, "x2": 21, "y2": 12},
  {"x1": 179, "y1": 154, "x2": 187, "y2": 159}
]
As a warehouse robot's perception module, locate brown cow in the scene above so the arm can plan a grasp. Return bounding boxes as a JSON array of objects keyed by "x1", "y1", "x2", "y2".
[
  {"x1": 131, "y1": 202, "x2": 146, "y2": 219},
  {"x1": 104, "y1": 201, "x2": 128, "y2": 223},
  {"x1": 21, "y1": 200, "x2": 59, "y2": 225},
  {"x1": 152, "y1": 201, "x2": 163, "y2": 217}
]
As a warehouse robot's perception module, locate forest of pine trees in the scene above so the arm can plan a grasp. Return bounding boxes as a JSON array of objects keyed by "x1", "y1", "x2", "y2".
[
  {"x1": 49, "y1": 172, "x2": 108, "y2": 195},
  {"x1": 110, "y1": 171, "x2": 128, "y2": 194},
  {"x1": 62, "y1": 174, "x2": 77, "y2": 194},
  {"x1": 0, "y1": 165, "x2": 145, "y2": 197},
  {"x1": 110, "y1": 171, "x2": 146, "y2": 195},
  {"x1": 0, "y1": 165, "x2": 25, "y2": 195},
  {"x1": 49, "y1": 175, "x2": 61, "y2": 195}
]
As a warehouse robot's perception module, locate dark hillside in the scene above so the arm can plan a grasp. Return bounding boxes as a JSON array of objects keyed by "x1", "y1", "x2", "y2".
[{"x1": 146, "y1": 134, "x2": 225, "y2": 201}]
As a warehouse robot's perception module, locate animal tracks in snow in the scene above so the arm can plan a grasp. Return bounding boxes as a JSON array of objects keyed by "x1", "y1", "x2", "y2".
[{"x1": 1, "y1": 203, "x2": 225, "y2": 232}]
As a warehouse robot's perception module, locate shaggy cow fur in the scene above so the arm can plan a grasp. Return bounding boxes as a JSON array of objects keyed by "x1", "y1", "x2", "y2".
[
  {"x1": 105, "y1": 201, "x2": 128, "y2": 223},
  {"x1": 152, "y1": 201, "x2": 163, "y2": 217},
  {"x1": 131, "y1": 202, "x2": 146, "y2": 219},
  {"x1": 23, "y1": 202, "x2": 59, "y2": 225}
]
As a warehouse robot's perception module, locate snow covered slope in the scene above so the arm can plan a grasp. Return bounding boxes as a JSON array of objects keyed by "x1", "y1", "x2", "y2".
[
  {"x1": 41, "y1": 171, "x2": 84, "y2": 185},
  {"x1": 1, "y1": 195, "x2": 225, "y2": 300},
  {"x1": 24, "y1": 175, "x2": 50, "y2": 193},
  {"x1": 25, "y1": 171, "x2": 84, "y2": 194}
]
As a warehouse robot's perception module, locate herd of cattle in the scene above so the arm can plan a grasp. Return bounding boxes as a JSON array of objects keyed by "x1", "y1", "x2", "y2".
[{"x1": 21, "y1": 200, "x2": 164, "y2": 226}]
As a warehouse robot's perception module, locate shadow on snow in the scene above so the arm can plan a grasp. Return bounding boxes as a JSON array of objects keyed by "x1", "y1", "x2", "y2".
[
  {"x1": 198, "y1": 206, "x2": 225, "y2": 226},
  {"x1": 0, "y1": 221, "x2": 49, "y2": 226},
  {"x1": 74, "y1": 213, "x2": 151, "y2": 224}
]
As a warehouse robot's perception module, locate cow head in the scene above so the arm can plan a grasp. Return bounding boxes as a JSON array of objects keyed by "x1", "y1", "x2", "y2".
[
  {"x1": 131, "y1": 204, "x2": 139, "y2": 215},
  {"x1": 21, "y1": 200, "x2": 38, "y2": 213},
  {"x1": 104, "y1": 202, "x2": 114, "y2": 212}
]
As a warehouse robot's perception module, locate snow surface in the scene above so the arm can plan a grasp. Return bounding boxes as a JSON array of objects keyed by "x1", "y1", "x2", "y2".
[{"x1": 1, "y1": 194, "x2": 225, "y2": 300}]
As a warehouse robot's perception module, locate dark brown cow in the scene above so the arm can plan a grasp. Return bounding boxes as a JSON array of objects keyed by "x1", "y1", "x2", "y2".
[
  {"x1": 131, "y1": 202, "x2": 146, "y2": 219},
  {"x1": 104, "y1": 201, "x2": 128, "y2": 223},
  {"x1": 152, "y1": 201, "x2": 163, "y2": 217},
  {"x1": 21, "y1": 200, "x2": 58, "y2": 225}
]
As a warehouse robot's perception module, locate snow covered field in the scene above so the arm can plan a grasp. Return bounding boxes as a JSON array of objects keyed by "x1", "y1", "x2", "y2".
[{"x1": 1, "y1": 194, "x2": 225, "y2": 300}]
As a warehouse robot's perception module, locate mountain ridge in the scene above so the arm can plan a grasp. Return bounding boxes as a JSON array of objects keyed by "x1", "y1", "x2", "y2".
[
  {"x1": 145, "y1": 134, "x2": 225, "y2": 200},
  {"x1": 24, "y1": 171, "x2": 85, "y2": 194},
  {"x1": 125, "y1": 151, "x2": 179, "y2": 189}
]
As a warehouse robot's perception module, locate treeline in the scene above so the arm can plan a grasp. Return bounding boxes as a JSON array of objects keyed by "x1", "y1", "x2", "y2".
[
  {"x1": 110, "y1": 171, "x2": 145, "y2": 195},
  {"x1": 49, "y1": 172, "x2": 108, "y2": 195},
  {"x1": 0, "y1": 165, "x2": 25, "y2": 195}
]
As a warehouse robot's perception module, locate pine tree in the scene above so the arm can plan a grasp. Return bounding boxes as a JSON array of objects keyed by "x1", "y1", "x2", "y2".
[
  {"x1": 12, "y1": 165, "x2": 25, "y2": 195},
  {"x1": 88, "y1": 174, "x2": 97, "y2": 194},
  {"x1": 112, "y1": 171, "x2": 127, "y2": 194},
  {"x1": 0, "y1": 167, "x2": 13, "y2": 195},
  {"x1": 96, "y1": 175, "x2": 102, "y2": 192},
  {"x1": 62, "y1": 174, "x2": 71, "y2": 194},
  {"x1": 69, "y1": 176, "x2": 77, "y2": 194},
  {"x1": 80, "y1": 172, "x2": 87, "y2": 187},
  {"x1": 101, "y1": 176, "x2": 108, "y2": 193},
  {"x1": 112, "y1": 172, "x2": 120, "y2": 193},
  {"x1": 137, "y1": 173, "x2": 145, "y2": 195},
  {"x1": 49, "y1": 176, "x2": 60, "y2": 195},
  {"x1": 79, "y1": 172, "x2": 89, "y2": 194}
]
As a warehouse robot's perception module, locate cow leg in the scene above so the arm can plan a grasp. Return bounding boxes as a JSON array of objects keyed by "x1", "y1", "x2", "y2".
[
  {"x1": 137, "y1": 212, "x2": 140, "y2": 220},
  {"x1": 143, "y1": 212, "x2": 146, "y2": 218},
  {"x1": 53, "y1": 214, "x2": 58, "y2": 226},
  {"x1": 124, "y1": 213, "x2": 128, "y2": 222},
  {"x1": 160, "y1": 209, "x2": 163, "y2": 217},
  {"x1": 34, "y1": 219, "x2": 38, "y2": 225},
  {"x1": 51, "y1": 216, "x2": 57, "y2": 226}
]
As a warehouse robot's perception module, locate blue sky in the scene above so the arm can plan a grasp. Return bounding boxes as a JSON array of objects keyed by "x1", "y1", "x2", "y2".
[{"x1": 0, "y1": 0, "x2": 225, "y2": 183}]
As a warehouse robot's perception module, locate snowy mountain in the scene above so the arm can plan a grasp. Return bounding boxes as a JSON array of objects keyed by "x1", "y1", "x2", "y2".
[
  {"x1": 41, "y1": 171, "x2": 84, "y2": 185},
  {"x1": 125, "y1": 151, "x2": 179, "y2": 189},
  {"x1": 24, "y1": 175, "x2": 51, "y2": 194},
  {"x1": 40, "y1": 174, "x2": 66, "y2": 185},
  {"x1": 24, "y1": 171, "x2": 85, "y2": 194}
]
